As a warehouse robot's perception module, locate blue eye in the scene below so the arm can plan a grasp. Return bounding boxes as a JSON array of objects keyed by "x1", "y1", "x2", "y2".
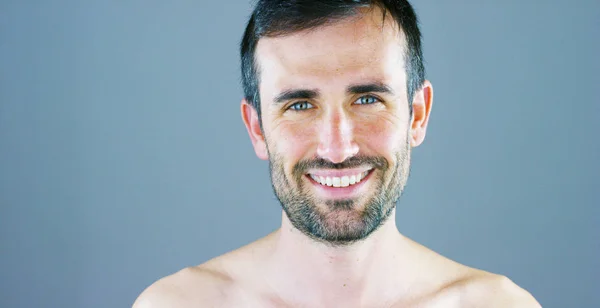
[
  {"x1": 289, "y1": 101, "x2": 314, "y2": 111},
  {"x1": 355, "y1": 95, "x2": 380, "y2": 105}
]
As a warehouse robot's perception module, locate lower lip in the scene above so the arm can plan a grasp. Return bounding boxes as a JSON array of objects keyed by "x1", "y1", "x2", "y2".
[{"x1": 305, "y1": 170, "x2": 374, "y2": 199}]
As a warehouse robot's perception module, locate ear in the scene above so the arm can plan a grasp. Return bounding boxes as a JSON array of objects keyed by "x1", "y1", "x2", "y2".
[
  {"x1": 241, "y1": 99, "x2": 269, "y2": 160},
  {"x1": 410, "y1": 80, "x2": 433, "y2": 147}
]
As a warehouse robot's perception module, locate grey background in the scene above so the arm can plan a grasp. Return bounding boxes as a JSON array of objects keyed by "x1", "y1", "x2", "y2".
[{"x1": 1, "y1": 0, "x2": 598, "y2": 307}]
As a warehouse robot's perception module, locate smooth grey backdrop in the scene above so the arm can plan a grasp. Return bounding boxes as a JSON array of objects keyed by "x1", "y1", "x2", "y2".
[{"x1": 1, "y1": 0, "x2": 598, "y2": 307}]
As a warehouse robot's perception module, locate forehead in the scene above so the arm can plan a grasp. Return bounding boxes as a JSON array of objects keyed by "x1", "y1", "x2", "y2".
[{"x1": 255, "y1": 9, "x2": 407, "y2": 99}]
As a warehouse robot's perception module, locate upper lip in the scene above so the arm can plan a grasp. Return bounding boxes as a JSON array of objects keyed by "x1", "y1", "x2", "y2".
[{"x1": 307, "y1": 168, "x2": 372, "y2": 177}]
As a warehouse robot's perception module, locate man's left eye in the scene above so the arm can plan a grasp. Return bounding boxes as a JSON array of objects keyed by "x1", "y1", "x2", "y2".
[{"x1": 355, "y1": 95, "x2": 380, "y2": 105}]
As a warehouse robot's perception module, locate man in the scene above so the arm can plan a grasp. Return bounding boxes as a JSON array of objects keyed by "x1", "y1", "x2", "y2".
[{"x1": 134, "y1": 0, "x2": 540, "y2": 307}]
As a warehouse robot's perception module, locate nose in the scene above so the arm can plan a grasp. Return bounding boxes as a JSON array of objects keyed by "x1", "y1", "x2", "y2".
[{"x1": 316, "y1": 109, "x2": 359, "y2": 164}]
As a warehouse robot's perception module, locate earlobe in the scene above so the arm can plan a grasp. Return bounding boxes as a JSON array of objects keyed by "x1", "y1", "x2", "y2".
[
  {"x1": 241, "y1": 99, "x2": 269, "y2": 160},
  {"x1": 410, "y1": 80, "x2": 433, "y2": 147}
]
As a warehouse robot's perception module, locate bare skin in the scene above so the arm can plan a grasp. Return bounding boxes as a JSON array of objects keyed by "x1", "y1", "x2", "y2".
[
  {"x1": 133, "y1": 216, "x2": 539, "y2": 307},
  {"x1": 134, "y1": 7, "x2": 540, "y2": 308}
]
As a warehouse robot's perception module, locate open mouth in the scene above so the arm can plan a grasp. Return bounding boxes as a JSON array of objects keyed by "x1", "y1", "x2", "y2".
[
  {"x1": 308, "y1": 170, "x2": 370, "y2": 187},
  {"x1": 304, "y1": 169, "x2": 374, "y2": 199}
]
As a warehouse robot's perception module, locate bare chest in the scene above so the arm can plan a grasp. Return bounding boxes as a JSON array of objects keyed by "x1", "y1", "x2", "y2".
[{"x1": 217, "y1": 288, "x2": 464, "y2": 308}]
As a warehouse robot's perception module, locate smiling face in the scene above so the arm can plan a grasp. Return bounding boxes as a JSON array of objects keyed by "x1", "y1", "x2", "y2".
[{"x1": 242, "y1": 8, "x2": 432, "y2": 246}]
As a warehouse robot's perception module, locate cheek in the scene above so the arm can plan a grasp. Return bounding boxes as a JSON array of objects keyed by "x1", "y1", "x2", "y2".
[
  {"x1": 355, "y1": 118, "x2": 407, "y2": 154},
  {"x1": 268, "y1": 112, "x2": 408, "y2": 162},
  {"x1": 270, "y1": 121, "x2": 315, "y2": 161}
]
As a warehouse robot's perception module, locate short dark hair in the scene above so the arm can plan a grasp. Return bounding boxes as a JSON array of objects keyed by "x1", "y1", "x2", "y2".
[{"x1": 240, "y1": 0, "x2": 425, "y2": 121}]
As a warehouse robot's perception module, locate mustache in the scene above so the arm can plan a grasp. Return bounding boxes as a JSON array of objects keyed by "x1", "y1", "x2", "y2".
[{"x1": 293, "y1": 155, "x2": 388, "y2": 176}]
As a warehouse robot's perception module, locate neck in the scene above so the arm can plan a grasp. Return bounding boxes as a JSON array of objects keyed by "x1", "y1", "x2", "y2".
[{"x1": 262, "y1": 208, "x2": 413, "y2": 306}]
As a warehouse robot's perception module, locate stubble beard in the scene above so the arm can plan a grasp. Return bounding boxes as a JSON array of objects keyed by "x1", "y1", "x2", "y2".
[{"x1": 267, "y1": 140, "x2": 411, "y2": 247}]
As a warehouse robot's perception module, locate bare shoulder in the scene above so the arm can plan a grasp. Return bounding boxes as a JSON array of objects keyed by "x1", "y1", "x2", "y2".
[
  {"x1": 132, "y1": 264, "x2": 234, "y2": 308},
  {"x1": 404, "y1": 238, "x2": 540, "y2": 307},
  {"x1": 132, "y1": 233, "x2": 276, "y2": 308},
  {"x1": 454, "y1": 272, "x2": 541, "y2": 308}
]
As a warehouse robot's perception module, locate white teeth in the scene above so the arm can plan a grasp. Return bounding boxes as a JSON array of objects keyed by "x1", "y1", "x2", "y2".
[
  {"x1": 358, "y1": 170, "x2": 369, "y2": 182},
  {"x1": 341, "y1": 176, "x2": 350, "y2": 187},
  {"x1": 309, "y1": 170, "x2": 371, "y2": 188},
  {"x1": 349, "y1": 175, "x2": 357, "y2": 185}
]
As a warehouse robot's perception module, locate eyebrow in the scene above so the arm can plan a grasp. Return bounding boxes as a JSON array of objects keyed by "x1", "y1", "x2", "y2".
[
  {"x1": 274, "y1": 89, "x2": 320, "y2": 104},
  {"x1": 346, "y1": 82, "x2": 394, "y2": 96},
  {"x1": 272, "y1": 82, "x2": 394, "y2": 104}
]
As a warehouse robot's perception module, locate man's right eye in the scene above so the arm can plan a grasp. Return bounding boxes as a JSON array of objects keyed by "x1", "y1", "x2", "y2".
[{"x1": 288, "y1": 101, "x2": 314, "y2": 111}]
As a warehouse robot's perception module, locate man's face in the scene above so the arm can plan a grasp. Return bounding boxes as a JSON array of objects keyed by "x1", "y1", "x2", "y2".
[{"x1": 249, "y1": 10, "x2": 417, "y2": 246}]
